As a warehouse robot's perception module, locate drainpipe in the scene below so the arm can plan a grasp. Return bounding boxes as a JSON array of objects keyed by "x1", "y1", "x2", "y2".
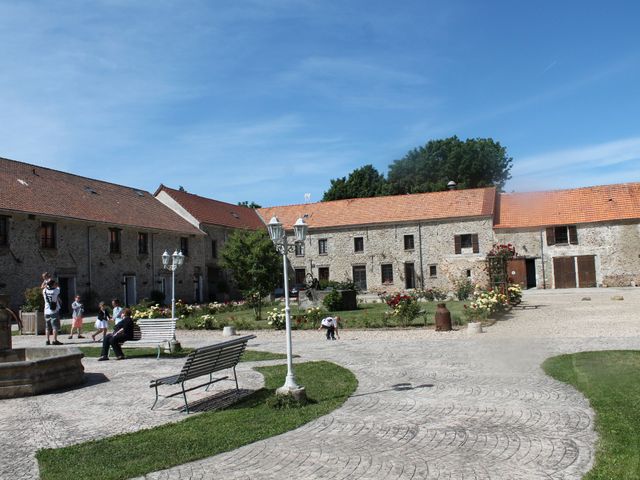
[
  {"x1": 87, "y1": 226, "x2": 93, "y2": 289},
  {"x1": 539, "y1": 229, "x2": 546, "y2": 289},
  {"x1": 418, "y1": 223, "x2": 425, "y2": 288}
]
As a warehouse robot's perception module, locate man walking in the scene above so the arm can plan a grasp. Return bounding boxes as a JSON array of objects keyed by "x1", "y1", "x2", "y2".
[{"x1": 43, "y1": 279, "x2": 62, "y2": 345}]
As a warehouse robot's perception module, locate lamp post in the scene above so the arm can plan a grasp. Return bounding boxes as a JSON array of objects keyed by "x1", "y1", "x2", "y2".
[
  {"x1": 268, "y1": 216, "x2": 308, "y2": 398},
  {"x1": 161, "y1": 250, "x2": 185, "y2": 322}
]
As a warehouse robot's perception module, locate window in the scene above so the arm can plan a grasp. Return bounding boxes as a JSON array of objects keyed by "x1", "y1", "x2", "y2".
[
  {"x1": 404, "y1": 234, "x2": 414, "y2": 250},
  {"x1": 294, "y1": 268, "x2": 306, "y2": 286},
  {"x1": 405, "y1": 263, "x2": 416, "y2": 289},
  {"x1": 318, "y1": 239, "x2": 328, "y2": 255},
  {"x1": 318, "y1": 267, "x2": 329, "y2": 282},
  {"x1": 180, "y1": 237, "x2": 189, "y2": 256},
  {"x1": 466, "y1": 269, "x2": 472, "y2": 278},
  {"x1": 295, "y1": 242, "x2": 304, "y2": 256},
  {"x1": 40, "y1": 222, "x2": 56, "y2": 249},
  {"x1": 211, "y1": 240, "x2": 217, "y2": 258},
  {"x1": 109, "y1": 228, "x2": 121, "y2": 254},
  {"x1": 353, "y1": 265, "x2": 367, "y2": 290},
  {"x1": 546, "y1": 225, "x2": 578, "y2": 246},
  {"x1": 454, "y1": 234, "x2": 479, "y2": 254},
  {"x1": 381, "y1": 264, "x2": 394, "y2": 284},
  {"x1": 137, "y1": 232, "x2": 148, "y2": 255},
  {"x1": 354, "y1": 237, "x2": 364, "y2": 252},
  {"x1": 429, "y1": 265, "x2": 437, "y2": 278},
  {"x1": 0, "y1": 216, "x2": 7, "y2": 246}
]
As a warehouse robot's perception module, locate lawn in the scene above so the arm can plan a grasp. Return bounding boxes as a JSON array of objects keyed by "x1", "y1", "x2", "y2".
[
  {"x1": 36, "y1": 361, "x2": 357, "y2": 480},
  {"x1": 542, "y1": 350, "x2": 640, "y2": 479},
  {"x1": 77, "y1": 346, "x2": 288, "y2": 362},
  {"x1": 177, "y1": 300, "x2": 467, "y2": 331}
]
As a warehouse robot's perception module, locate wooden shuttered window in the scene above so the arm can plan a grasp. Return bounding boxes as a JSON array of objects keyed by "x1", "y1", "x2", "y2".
[
  {"x1": 472, "y1": 234, "x2": 479, "y2": 253},
  {"x1": 546, "y1": 227, "x2": 555, "y2": 246},
  {"x1": 568, "y1": 226, "x2": 578, "y2": 245},
  {"x1": 454, "y1": 235, "x2": 461, "y2": 254}
]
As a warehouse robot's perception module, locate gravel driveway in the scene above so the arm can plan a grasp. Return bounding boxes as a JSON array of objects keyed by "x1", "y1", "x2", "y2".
[{"x1": 2, "y1": 287, "x2": 639, "y2": 479}]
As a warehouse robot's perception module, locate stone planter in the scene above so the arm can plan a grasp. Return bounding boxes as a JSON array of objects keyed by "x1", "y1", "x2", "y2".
[
  {"x1": 20, "y1": 311, "x2": 45, "y2": 335},
  {"x1": 223, "y1": 326, "x2": 237, "y2": 337},
  {"x1": 467, "y1": 321, "x2": 483, "y2": 335}
]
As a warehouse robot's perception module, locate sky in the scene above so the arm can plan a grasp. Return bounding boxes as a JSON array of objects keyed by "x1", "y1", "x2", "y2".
[{"x1": 1, "y1": 0, "x2": 639, "y2": 207}]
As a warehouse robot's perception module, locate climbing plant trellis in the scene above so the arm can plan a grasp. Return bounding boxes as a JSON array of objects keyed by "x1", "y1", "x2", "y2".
[{"x1": 486, "y1": 243, "x2": 517, "y2": 293}]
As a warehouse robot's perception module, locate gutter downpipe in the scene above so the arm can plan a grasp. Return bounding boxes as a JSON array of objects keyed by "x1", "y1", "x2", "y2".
[
  {"x1": 418, "y1": 223, "x2": 425, "y2": 289},
  {"x1": 87, "y1": 226, "x2": 93, "y2": 289},
  {"x1": 539, "y1": 229, "x2": 546, "y2": 289}
]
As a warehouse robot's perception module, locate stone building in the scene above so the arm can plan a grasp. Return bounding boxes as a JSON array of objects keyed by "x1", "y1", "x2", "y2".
[
  {"x1": 494, "y1": 183, "x2": 640, "y2": 289},
  {"x1": 154, "y1": 185, "x2": 265, "y2": 301},
  {"x1": 256, "y1": 188, "x2": 497, "y2": 293},
  {"x1": 0, "y1": 158, "x2": 205, "y2": 313}
]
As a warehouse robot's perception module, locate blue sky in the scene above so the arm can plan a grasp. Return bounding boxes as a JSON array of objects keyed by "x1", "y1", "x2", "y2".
[{"x1": 1, "y1": 1, "x2": 639, "y2": 206}]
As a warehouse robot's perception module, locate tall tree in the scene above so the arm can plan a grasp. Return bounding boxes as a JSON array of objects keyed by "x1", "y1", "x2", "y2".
[
  {"x1": 387, "y1": 136, "x2": 512, "y2": 194},
  {"x1": 322, "y1": 164, "x2": 389, "y2": 201},
  {"x1": 237, "y1": 200, "x2": 262, "y2": 209},
  {"x1": 220, "y1": 230, "x2": 280, "y2": 319}
]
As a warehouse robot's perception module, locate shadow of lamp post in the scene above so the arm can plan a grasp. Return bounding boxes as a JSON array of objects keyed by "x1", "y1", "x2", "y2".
[
  {"x1": 162, "y1": 249, "x2": 184, "y2": 351},
  {"x1": 267, "y1": 216, "x2": 308, "y2": 400}
]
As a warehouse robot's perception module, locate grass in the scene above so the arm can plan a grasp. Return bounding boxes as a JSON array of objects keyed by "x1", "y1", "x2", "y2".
[
  {"x1": 177, "y1": 300, "x2": 468, "y2": 331},
  {"x1": 77, "y1": 347, "x2": 288, "y2": 362},
  {"x1": 36, "y1": 361, "x2": 357, "y2": 480},
  {"x1": 542, "y1": 351, "x2": 640, "y2": 479}
]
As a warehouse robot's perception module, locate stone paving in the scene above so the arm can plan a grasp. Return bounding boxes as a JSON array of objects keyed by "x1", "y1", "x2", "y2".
[{"x1": 2, "y1": 288, "x2": 640, "y2": 479}]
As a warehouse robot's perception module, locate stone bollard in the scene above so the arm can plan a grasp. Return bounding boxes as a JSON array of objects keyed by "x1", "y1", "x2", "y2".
[
  {"x1": 223, "y1": 326, "x2": 237, "y2": 337},
  {"x1": 467, "y1": 322, "x2": 483, "y2": 335}
]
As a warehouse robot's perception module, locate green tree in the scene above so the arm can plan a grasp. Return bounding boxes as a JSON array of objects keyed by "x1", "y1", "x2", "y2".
[
  {"x1": 220, "y1": 229, "x2": 280, "y2": 319},
  {"x1": 322, "y1": 164, "x2": 389, "y2": 201},
  {"x1": 237, "y1": 200, "x2": 262, "y2": 209},
  {"x1": 387, "y1": 136, "x2": 512, "y2": 194}
]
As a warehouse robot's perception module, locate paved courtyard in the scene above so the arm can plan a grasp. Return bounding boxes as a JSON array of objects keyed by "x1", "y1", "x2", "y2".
[{"x1": 2, "y1": 288, "x2": 640, "y2": 479}]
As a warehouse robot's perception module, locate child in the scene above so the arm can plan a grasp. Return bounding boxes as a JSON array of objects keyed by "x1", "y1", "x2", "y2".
[
  {"x1": 318, "y1": 315, "x2": 340, "y2": 340},
  {"x1": 40, "y1": 271, "x2": 51, "y2": 290},
  {"x1": 69, "y1": 295, "x2": 85, "y2": 339},
  {"x1": 111, "y1": 298, "x2": 123, "y2": 330},
  {"x1": 91, "y1": 301, "x2": 111, "y2": 342}
]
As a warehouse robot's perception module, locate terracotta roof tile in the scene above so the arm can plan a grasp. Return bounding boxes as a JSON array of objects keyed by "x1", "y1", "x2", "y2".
[
  {"x1": 494, "y1": 183, "x2": 640, "y2": 229},
  {"x1": 157, "y1": 185, "x2": 265, "y2": 230},
  {"x1": 0, "y1": 157, "x2": 202, "y2": 234},
  {"x1": 257, "y1": 188, "x2": 496, "y2": 229}
]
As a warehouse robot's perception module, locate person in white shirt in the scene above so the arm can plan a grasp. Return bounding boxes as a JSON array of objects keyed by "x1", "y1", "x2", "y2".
[
  {"x1": 318, "y1": 316, "x2": 340, "y2": 340},
  {"x1": 111, "y1": 298, "x2": 123, "y2": 330},
  {"x1": 43, "y1": 279, "x2": 62, "y2": 345}
]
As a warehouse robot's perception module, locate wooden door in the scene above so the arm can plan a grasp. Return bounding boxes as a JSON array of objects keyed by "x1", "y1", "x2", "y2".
[
  {"x1": 553, "y1": 257, "x2": 576, "y2": 288},
  {"x1": 507, "y1": 258, "x2": 527, "y2": 287},
  {"x1": 405, "y1": 263, "x2": 416, "y2": 289},
  {"x1": 353, "y1": 266, "x2": 367, "y2": 291},
  {"x1": 577, "y1": 255, "x2": 596, "y2": 287}
]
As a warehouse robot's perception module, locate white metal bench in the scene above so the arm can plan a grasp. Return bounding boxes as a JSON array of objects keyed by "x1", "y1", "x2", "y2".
[
  {"x1": 123, "y1": 318, "x2": 177, "y2": 359},
  {"x1": 150, "y1": 335, "x2": 256, "y2": 413}
]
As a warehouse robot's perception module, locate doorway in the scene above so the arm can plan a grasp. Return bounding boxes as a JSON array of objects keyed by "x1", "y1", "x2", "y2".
[
  {"x1": 404, "y1": 263, "x2": 416, "y2": 289},
  {"x1": 57, "y1": 277, "x2": 76, "y2": 318},
  {"x1": 352, "y1": 265, "x2": 367, "y2": 291},
  {"x1": 525, "y1": 259, "x2": 537, "y2": 289},
  {"x1": 123, "y1": 275, "x2": 137, "y2": 307}
]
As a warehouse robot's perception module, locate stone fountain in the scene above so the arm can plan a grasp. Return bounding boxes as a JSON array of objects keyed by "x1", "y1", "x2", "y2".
[{"x1": 0, "y1": 298, "x2": 84, "y2": 399}]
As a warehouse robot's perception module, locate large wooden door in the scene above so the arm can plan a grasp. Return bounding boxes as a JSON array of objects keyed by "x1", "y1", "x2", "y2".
[
  {"x1": 577, "y1": 255, "x2": 596, "y2": 287},
  {"x1": 507, "y1": 258, "x2": 527, "y2": 287},
  {"x1": 553, "y1": 257, "x2": 576, "y2": 288}
]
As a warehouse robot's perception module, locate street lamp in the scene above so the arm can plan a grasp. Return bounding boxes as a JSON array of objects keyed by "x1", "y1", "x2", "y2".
[
  {"x1": 161, "y1": 250, "x2": 185, "y2": 322},
  {"x1": 268, "y1": 216, "x2": 308, "y2": 398}
]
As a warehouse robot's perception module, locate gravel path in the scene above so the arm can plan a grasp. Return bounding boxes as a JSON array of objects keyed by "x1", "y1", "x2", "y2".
[{"x1": 2, "y1": 287, "x2": 639, "y2": 479}]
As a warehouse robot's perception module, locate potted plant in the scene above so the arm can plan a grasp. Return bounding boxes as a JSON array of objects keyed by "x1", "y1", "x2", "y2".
[{"x1": 20, "y1": 286, "x2": 45, "y2": 335}]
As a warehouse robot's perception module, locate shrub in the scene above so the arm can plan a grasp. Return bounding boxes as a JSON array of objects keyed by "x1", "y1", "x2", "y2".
[
  {"x1": 266, "y1": 307, "x2": 286, "y2": 330},
  {"x1": 304, "y1": 306, "x2": 325, "y2": 327},
  {"x1": 417, "y1": 287, "x2": 448, "y2": 302},
  {"x1": 384, "y1": 292, "x2": 422, "y2": 327},
  {"x1": 507, "y1": 283, "x2": 523, "y2": 305},
  {"x1": 323, "y1": 289, "x2": 343, "y2": 311},
  {"x1": 22, "y1": 287, "x2": 44, "y2": 312},
  {"x1": 453, "y1": 277, "x2": 474, "y2": 301}
]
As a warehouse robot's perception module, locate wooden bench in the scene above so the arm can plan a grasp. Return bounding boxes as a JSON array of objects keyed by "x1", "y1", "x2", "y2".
[
  {"x1": 150, "y1": 334, "x2": 256, "y2": 413},
  {"x1": 123, "y1": 318, "x2": 177, "y2": 359}
]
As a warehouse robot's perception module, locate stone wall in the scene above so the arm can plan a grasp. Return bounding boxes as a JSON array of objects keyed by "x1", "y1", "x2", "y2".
[
  {"x1": 286, "y1": 217, "x2": 494, "y2": 293},
  {"x1": 494, "y1": 220, "x2": 640, "y2": 288},
  {"x1": 0, "y1": 211, "x2": 205, "y2": 312}
]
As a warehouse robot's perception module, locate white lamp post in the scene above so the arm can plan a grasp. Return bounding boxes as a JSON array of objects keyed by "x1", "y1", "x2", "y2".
[
  {"x1": 268, "y1": 216, "x2": 308, "y2": 398},
  {"x1": 161, "y1": 250, "x2": 185, "y2": 322}
]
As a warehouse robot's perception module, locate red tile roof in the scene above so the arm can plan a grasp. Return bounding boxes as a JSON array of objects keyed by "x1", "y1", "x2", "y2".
[
  {"x1": 257, "y1": 188, "x2": 496, "y2": 229},
  {"x1": 156, "y1": 185, "x2": 265, "y2": 230},
  {"x1": 494, "y1": 183, "x2": 640, "y2": 229},
  {"x1": 0, "y1": 157, "x2": 202, "y2": 234}
]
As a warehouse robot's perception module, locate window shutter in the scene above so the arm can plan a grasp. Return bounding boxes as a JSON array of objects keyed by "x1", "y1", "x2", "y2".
[
  {"x1": 569, "y1": 226, "x2": 578, "y2": 245},
  {"x1": 454, "y1": 235, "x2": 461, "y2": 254},
  {"x1": 472, "y1": 234, "x2": 479, "y2": 253},
  {"x1": 546, "y1": 227, "x2": 555, "y2": 246}
]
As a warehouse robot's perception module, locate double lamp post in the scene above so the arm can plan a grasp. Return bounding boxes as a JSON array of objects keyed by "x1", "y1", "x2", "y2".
[
  {"x1": 267, "y1": 216, "x2": 308, "y2": 398},
  {"x1": 162, "y1": 249, "x2": 185, "y2": 323}
]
